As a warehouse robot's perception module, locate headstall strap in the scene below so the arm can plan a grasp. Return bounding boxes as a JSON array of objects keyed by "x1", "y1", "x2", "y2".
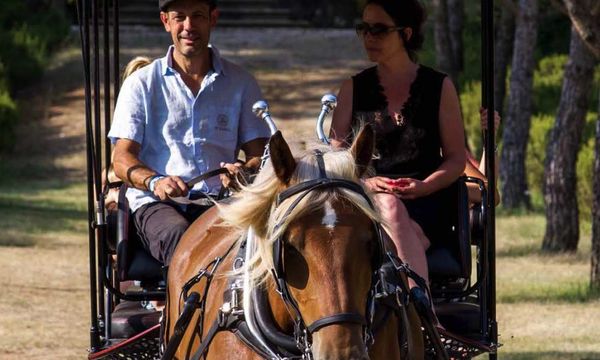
[{"x1": 313, "y1": 149, "x2": 327, "y2": 179}]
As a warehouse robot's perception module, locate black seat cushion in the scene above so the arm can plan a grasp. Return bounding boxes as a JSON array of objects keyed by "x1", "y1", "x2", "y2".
[
  {"x1": 427, "y1": 245, "x2": 462, "y2": 278},
  {"x1": 435, "y1": 301, "x2": 481, "y2": 335}
]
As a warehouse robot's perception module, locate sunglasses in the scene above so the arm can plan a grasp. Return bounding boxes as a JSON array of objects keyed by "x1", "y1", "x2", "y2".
[{"x1": 355, "y1": 22, "x2": 404, "y2": 38}]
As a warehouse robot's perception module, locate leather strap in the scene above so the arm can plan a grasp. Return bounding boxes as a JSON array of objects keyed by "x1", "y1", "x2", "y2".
[
  {"x1": 307, "y1": 312, "x2": 367, "y2": 334},
  {"x1": 187, "y1": 168, "x2": 230, "y2": 188}
]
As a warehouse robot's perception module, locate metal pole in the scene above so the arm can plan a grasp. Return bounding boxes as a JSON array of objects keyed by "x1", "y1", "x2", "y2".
[
  {"x1": 92, "y1": 0, "x2": 106, "y2": 336},
  {"x1": 79, "y1": 0, "x2": 101, "y2": 351},
  {"x1": 113, "y1": 0, "x2": 120, "y2": 104},
  {"x1": 102, "y1": 0, "x2": 112, "y2": 341},
  {"x1": 481, "y1": 0, "x2": 498, "y2": 357}
]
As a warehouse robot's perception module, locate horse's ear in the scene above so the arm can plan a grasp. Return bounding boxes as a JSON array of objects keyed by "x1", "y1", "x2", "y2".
[
  {"x1": 349, "y1": 124, "x2": 374, "y2": 178},
  {"x1": 269, "y1": 131, "x2": 296, "y2": 184}
]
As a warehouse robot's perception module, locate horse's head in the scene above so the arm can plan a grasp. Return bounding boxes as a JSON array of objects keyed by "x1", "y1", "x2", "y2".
[{"x1": 223, "y1": 126, "x2": 381, "y2": 359}]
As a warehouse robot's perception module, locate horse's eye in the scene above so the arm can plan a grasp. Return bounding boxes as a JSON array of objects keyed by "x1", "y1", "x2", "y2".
[{"x1": 284, "y1": 244, "x2": 309, "y2": 289}]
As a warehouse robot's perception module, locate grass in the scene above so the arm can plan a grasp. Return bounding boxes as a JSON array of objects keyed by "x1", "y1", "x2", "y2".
[{"x1": 492, "y1": 213, "x2": 600, "y2": 358}]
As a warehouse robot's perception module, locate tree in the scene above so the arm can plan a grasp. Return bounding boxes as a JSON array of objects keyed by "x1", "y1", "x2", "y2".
[
  {"x1": 556, "y1": 0, "x2": 600, "y2": 288},
  {"x1": 542, "y1": 26, "x2": 597, "y2": 252},
  {"x1": 499, "y1": 0, "x2": 538, "y2": 210},
  {"x1": 593, "y1": 97, "x2": 600, "y2": 288},
  {"x1": 494, "y1": 2, "x2": 516, "y2": 115},
  {"x1": 561, "y1": 0, "x2": 600, "y2": 58},
  {"x1": 447, "y1": 0, "x2": 464, "y2": 74},
  {"x1": 432, "y1": 0, "x2": 461, "y2": 86}
]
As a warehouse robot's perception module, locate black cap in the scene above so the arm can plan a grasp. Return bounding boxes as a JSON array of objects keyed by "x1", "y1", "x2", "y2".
[{"x1": 159, "y1": 0, "x2": 217, "y2": 11}]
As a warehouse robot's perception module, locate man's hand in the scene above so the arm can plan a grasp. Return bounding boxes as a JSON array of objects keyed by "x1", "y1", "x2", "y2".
[
  {"x1": 153, "y1": 175, "x2": 188, "y2": 201},
  {"x1": 219, "y1": 161, "x2": 244, "y2": 189}
]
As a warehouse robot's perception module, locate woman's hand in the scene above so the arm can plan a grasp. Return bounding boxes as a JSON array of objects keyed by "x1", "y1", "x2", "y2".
[
  {"x1": 480, "y1": 108, "x2": 501, "y2": 138},
  {"x1": 363, "y1": 176, "x2": 399, "y2": 193},
  {"x1": 389, "y1": 178, "x2": 432, "y2": 199}
]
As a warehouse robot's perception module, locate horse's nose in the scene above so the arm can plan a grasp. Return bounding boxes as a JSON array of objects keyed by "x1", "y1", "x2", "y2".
[{"x1": 311, "y1": 325, "x2": 370, "y2": 360}]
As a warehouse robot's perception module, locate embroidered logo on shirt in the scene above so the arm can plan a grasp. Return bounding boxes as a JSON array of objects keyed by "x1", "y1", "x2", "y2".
[{"x1": 215, "y1": 114, "x2": 231, "y2": 131}]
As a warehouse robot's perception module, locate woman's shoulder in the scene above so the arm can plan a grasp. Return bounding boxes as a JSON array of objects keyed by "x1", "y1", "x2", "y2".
[
  {"x1": 417, "y1": 64, "x2": 447, "y2": 83},
  {"x1": 352, "y1": 66, "x2": 378, "y2": 81}
]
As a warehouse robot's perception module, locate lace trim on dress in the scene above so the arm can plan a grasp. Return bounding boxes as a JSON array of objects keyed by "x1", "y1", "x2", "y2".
[{"x1": 375, "y1": 65, "x2": 426, "y2": 131}]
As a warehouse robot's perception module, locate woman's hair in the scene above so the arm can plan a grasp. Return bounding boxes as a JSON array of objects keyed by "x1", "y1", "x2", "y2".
[
  {"x1": 122, "y1": 56, "x2": 152, "y2": 81},
  {"x1": 365, "y1": 0, "x2": 426, "y2": 60}
]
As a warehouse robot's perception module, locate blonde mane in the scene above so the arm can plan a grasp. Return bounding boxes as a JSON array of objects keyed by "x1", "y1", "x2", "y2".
[{"x1": 219, "y1": 142, "x2": 380, "y2": 287}]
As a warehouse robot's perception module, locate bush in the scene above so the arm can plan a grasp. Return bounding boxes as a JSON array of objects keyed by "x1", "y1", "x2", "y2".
[
  {"x1": 0, "y1": 85, "x2": 18, "y2": 152},
  {"x1": 0, "y1": 0, "x2": 69, "y2": 153},
  {"x1": 460, "y1": 81, "x2": 485, "y2": 156}
]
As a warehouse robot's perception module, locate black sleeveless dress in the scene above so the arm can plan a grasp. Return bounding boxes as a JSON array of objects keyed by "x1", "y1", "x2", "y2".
[{"x1": 351, "y1": 65, "x2": 458, "y2": 245}]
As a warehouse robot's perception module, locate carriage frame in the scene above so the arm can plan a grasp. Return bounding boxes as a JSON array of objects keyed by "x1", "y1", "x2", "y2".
[{"x1": 78, "y1": 0, "x2": 499, "y2": 358}]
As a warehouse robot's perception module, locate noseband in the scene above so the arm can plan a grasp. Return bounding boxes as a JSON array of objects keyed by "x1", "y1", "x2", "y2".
[{"x1": 270, "y1": 150, "x2": 386, "y2": 358}]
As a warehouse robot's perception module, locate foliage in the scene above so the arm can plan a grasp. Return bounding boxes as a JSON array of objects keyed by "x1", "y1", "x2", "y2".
[
  {"x1": 0, "y1": 0, "x2": 69, "y2": 153},
  {"x1": 460, "y1": 81, "x2": 484, "y2": 156},
  {"x1": 0, "y1": 89, "x2": 18, "y2": 153}
]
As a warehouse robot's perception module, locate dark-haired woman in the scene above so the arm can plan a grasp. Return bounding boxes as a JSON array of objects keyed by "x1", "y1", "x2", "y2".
[{"x1": 330, "y1": 0, "x2": 466, "y2": 304}]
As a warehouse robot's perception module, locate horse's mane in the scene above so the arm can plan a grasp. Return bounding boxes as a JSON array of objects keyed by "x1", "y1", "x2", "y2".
[{"x1": 219, "y1": 141, "x2": 380, "y2": 287}]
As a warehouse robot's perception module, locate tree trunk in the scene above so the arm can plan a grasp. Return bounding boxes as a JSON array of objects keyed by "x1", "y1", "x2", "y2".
[
  {"x1": 499, "y1": 0, "x2": 538, "y2": 210},
  {"x1": 591, "y1": 91, "x2": 600, "y2": 289},
  {"x1": 542, "y1": 27, "x2": 596, "y2": 252},
  {"x1": 561, "y1": 0, "x2": 600, "y2": 59},
  {"x1": 494, "y1": 3, "x2": 516, "y2": 116},
  {"x1": 447, "y1": 0, "x2": 464, "y2": 74},
  {"x1": 432, "y1": 0, "x2": 460, "y2": 86}
]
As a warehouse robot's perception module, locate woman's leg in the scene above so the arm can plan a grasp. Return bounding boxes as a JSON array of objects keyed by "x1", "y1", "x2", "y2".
[{"x1": 374, "y1": 192, "x2": 430, "y2": 288}]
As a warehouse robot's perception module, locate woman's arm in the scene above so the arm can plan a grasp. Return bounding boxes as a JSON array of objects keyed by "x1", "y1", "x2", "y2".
[
  {"x1": 422, "y1": 77, "x2": 466, "y2": 193},
  {"x1": 385, "y1": 77, "x2": 466, "y2": 200}
]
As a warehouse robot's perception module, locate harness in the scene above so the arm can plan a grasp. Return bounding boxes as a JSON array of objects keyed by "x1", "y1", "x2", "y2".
[{"x1": 161, "y1": 150, "x2": 427, "y2": 360}]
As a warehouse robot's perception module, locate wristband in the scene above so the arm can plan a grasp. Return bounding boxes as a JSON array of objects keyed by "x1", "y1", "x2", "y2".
[{"x1": 148, "y1": 175, "x2": 165, "y2": 193}]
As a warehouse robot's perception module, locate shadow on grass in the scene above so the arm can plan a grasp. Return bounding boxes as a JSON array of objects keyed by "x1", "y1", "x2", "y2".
[
  {"x1": 497, "y1": 243, "x2": 541, "y2": 257},
  {"x1": 0, "y1": 196, "x2": 86, "y2": 247},
  {"x1": 499, "y1": 351, "x2": 600, "y2": 360},
  {"x1": 499, "y1": 282, "x2": 600, "y2": 304}
]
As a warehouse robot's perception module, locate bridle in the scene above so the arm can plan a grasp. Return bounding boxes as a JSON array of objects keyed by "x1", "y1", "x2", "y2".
[{"x1": 269, "y1": 150, "x2": 387, "y2": 359}]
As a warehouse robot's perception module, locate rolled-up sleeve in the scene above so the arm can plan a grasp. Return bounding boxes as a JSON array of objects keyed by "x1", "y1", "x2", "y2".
[{"x1": 108, "y1": 76, "x2": 146, "y2": 145}]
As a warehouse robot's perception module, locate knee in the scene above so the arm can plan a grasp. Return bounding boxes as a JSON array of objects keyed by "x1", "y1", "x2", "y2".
[{"x1": 375, "y1": 193, "x2": 410, "y2": 223}]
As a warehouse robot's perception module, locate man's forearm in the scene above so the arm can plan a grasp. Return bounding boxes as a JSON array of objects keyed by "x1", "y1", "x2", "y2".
[{"x1": 114, "y1": 155, "x2": 157, "y2": 191}]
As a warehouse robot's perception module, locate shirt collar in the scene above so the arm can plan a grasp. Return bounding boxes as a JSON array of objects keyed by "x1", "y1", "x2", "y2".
[{"x1": 162, "y1": 44, "x2": 226, "y2": 76}]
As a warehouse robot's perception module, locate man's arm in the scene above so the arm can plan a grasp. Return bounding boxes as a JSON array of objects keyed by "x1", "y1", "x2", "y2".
[
  {"x1": 219, "y1": 137, "x2": 268, "y2": 188},
  {"x1": 113, "y1": 138, "x2": 188, "y2": 200},
  {"x1": 240, "y1": 137, "x2": 268, "y2": 171}
]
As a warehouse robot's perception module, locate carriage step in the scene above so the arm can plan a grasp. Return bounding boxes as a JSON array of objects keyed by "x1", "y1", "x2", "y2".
[
  {"x1": 89, "y1": 324, "x2": 160, "y2": 360},
  {"x1": 110, "y1": 301, "x2": 161, "y2": 339}
]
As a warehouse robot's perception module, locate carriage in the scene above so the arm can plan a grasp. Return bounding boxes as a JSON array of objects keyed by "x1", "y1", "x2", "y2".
[{"x1": 79, "y1": 1, "x2": 499, "y2": 359}]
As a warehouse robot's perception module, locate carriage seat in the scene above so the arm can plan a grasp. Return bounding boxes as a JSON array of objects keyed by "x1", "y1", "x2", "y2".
[
  {"x1": 426, "y1": 178, "x2": 474, "y2": 287},
  {"x1": 115, "y1": 185, "x2": 164, "y2": 283}
]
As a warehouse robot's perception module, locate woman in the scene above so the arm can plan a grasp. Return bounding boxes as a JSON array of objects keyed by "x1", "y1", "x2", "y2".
[{"x1": 330, "y1": 0, "x2": 466, "y2": 299}]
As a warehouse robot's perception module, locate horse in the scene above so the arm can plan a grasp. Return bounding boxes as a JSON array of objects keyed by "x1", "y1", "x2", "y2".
[{"x1": 162, "y1": 126, "x2": 425, "y2": 360}]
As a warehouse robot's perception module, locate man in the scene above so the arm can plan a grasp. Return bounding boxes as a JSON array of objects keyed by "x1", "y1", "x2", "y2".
[{"x1": 108, "y1": 0, "x2": 269, "y2": 266}]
